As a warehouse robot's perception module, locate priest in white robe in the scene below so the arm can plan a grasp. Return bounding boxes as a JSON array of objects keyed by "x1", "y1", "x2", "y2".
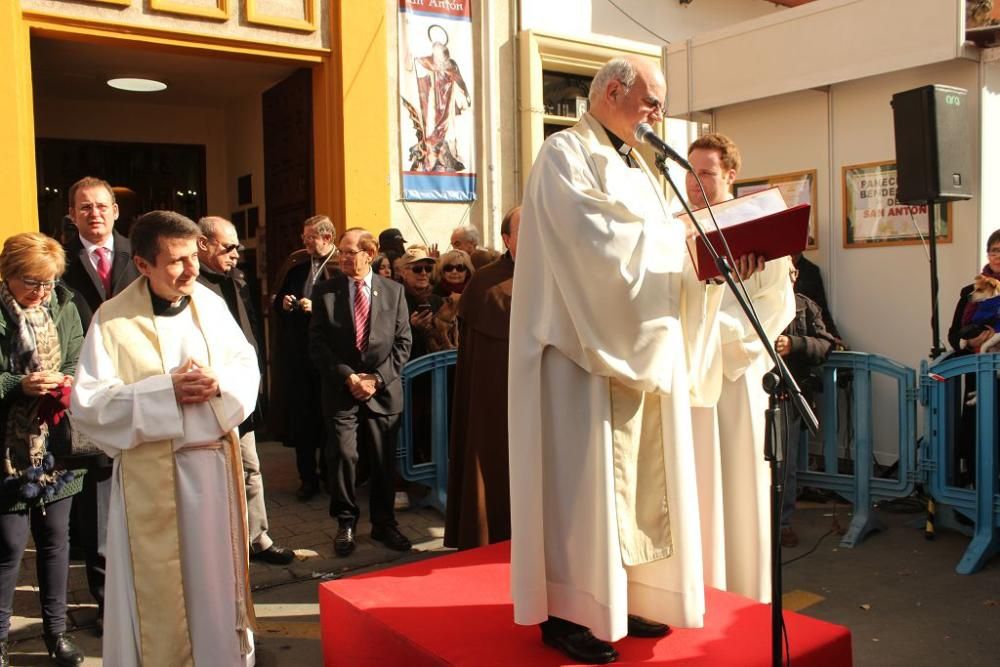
[
  {"x1": 71, "y1": 211, "x2": 260, "y2": 667},
  {"x1": 685, "y1": 133, "x2": 796, "y2": 603},
  {"x1": 508, "y1": 56, "x2": 727, "y2": 665}
]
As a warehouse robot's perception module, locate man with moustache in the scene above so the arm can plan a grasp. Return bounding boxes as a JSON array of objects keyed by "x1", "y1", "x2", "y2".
[
  {"x1": 196, "y1": 216, "x2": 295, "y2": 566},
  {"x1": 71, "y1": 211, "x2": 260, "y2": 666},
  {"x1": 61, "y1": 176, "x2": 141, "y2": 632},
  {"x1": 309, "y1": 228, "x2": 412, "y2": 557}
]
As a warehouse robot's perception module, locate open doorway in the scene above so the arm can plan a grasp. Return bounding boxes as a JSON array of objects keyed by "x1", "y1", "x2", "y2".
[{"x1": 30, "y1": 36, "x2": 318, "y2": 424}]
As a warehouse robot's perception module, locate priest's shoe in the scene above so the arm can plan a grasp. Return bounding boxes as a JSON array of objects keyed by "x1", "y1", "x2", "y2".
[
  {"x1": 252, "y1": 544, "x2": 296, "y2": 565},
  {"x1": 44, "y1": 632, "x2": 84, "y2": 666},
  {"x1": 627, "y1": 614, "x2": 671, "y2": 638},
  {"x1": 334, "y1": 525, "x2": 356, "y2": 556},
  {"x1": 371, "y1": 525, "x2": 412, "y2": 551},
  {"x1": 542, "y1": 628, "x2": 618, "y2": 664}
]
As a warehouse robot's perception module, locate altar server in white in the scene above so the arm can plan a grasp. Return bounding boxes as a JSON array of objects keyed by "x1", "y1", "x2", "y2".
[
  {"x1": 685, "y1": 133, "x2": 796, "y2": 603},
  {"x1": 71, "y1": 210, "x2": 260, "y2": 667},
  {"x1": 508, "y1": 55, "x2": 730, "y2": 665}
]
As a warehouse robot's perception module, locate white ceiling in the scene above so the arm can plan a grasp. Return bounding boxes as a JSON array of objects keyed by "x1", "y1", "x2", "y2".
[{"x1": 31, "y1": 37, "x2": 300, "y2": 106}]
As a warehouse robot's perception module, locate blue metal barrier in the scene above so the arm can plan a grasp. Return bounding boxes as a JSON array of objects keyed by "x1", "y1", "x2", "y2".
[
  {"x1": 797, "y1": 351, "x2": 918, "y2": 548},
  {"x1": 397, "y1": 350, "x2": 457, "y2": 514},
  {"x1": 922, "y1": 353, "x2": 1000, "y2": 574}
]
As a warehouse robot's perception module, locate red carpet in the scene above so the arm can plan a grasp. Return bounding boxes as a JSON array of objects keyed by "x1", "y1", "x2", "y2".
[{"x1": 319, "y1": 541, "x2": 852, "y2": 666}]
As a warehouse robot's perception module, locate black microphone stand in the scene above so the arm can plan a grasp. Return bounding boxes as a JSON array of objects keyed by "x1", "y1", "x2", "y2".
[{"x1": 652, "y1": 155, "x2": 819, "y2": 667}]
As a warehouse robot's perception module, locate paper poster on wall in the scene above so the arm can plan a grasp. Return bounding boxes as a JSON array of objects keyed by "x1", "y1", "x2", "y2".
[
  {"x1": 397, "y1": 0, "x2": 476, "y2": 202},
  {"x1": 734, "y1": 169, "x2": 818, "y2": 250},
  {"x1": 842, "y1": 161, "x2": 951, "y2": 248}
]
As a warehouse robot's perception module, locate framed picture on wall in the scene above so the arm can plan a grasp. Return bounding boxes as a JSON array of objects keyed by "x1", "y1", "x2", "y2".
[
  {"x1": 734, "y1": 169, "x2": 818, "y2": 250},
  {"x1": 842, "y1": 160, "x2": 951, "y2": 248}
]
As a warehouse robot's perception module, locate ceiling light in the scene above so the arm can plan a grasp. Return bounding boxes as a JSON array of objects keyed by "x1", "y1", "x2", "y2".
[{"x1": 107, "y1": 78, "x2": 167, "y2": 92}]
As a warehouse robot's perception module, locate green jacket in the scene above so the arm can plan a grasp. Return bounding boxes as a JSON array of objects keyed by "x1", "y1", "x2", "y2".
[{"x1": 0, "y1": 283, "x2": 85, "y2": 512}]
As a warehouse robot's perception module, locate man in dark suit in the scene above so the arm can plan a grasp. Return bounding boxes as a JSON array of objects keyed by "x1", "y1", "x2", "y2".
[
  {"x1": 196, "y1": 216, "x2": 295, "y2": 566},
  {"x1": 309, "y1": 227, "x2": 412, "y2": 556},
  {"x1": 273, "y1": 215, "x2": 338, "y2": 500},
  {"x1": 61, "y1": 176, "x2": 141, "y2": 632}
]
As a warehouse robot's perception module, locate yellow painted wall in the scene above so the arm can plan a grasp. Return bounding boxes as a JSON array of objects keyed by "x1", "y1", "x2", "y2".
[
  {"x1": 0, "y1": 2, "x2": 39, "y2": 239},
  {"x1": 325, "y1": 0, "x2": 391, "y2": 234}
]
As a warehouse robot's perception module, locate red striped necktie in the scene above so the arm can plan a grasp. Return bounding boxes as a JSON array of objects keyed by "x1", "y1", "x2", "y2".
[
  {"x1": 354, "y1": 279, "x2": 369, "y2": 352},
  {"x1": 95, "y1": 247, "x2": 112, "y2": 296}
]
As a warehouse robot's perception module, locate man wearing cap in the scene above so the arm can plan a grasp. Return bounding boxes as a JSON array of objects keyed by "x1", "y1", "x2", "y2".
[
  {"x1": 378, "y1": 228, "x2": 407, "y2": 268},
  {"x1": 396, "y1": 246, "x2": 447, "y2": 359},
  {"x1": 309, "y1": 228, "x2": 412, "y2": 556}
]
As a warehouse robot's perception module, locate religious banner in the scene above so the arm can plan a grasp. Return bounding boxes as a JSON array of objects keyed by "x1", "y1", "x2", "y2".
[
  {"x1": 842, "y1": 160, "x2": 951, "y2": 248},
  {"x1": 397, "y1": 0, "x2": 476, "y2": 202}
]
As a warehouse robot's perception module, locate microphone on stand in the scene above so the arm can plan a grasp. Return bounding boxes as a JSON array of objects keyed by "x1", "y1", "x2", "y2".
[{"x1": 634, "y1": 123, "x2": 693, "y2": 172}]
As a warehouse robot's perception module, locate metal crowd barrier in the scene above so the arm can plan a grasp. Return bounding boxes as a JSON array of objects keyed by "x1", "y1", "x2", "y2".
[
  {"x1": 922, "y1": 353, "x2": 1000, "y2": 574},
  {"x1": 397, "y1": 350, "x2": 457, "y2": 514},
  {"x1": 796, "y1": 351, "x2": 918, "y2": 548}
]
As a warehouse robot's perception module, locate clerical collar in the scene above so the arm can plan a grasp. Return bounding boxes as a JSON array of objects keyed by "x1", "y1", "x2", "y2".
[
  {"x1": 150, "y1": 291, "x2": 191, "y2": 317},
  {"x1": 600, "y1": 123, "x2": 636, "y2": 166}
]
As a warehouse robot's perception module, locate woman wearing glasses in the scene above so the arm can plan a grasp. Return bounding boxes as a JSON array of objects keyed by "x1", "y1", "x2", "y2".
[
  {"x1": 430, "y1": 249, "x2": 474, "y2": 351},
  {"x1": 0, "y1": 233, "x2": 85, "y2": 667}
]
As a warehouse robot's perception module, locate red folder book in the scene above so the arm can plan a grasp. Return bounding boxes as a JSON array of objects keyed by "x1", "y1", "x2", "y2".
[{"x1": 676, "y1": 188, "x2": 811, "y2": 281}]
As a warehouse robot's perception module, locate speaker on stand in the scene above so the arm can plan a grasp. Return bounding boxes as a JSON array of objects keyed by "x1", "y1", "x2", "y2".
[{"x1": 891, "y1": 84, "x2": 973, "y2": 358}]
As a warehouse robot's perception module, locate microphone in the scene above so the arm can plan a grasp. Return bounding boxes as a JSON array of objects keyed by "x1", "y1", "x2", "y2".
[{"x1": 634, "y1": 123, "x2": 692, "y2": 171}]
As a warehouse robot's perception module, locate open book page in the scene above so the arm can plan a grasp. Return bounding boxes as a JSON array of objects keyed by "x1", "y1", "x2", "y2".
[
  {"x1": 674, "y1": 186, "x2": 788, "y2": 230},
  {"x1": 675, "y1": 187, "x2": 809, "y2": 280}
]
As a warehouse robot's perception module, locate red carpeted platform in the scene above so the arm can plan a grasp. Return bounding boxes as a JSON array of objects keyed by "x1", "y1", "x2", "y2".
[{"x1": 319, "y1": 541, "x2": 852, "y2": 666}]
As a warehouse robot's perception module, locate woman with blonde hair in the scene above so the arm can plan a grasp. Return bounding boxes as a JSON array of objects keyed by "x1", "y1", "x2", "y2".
[
  {"x1": 0, "y1": 233, "x2": 85, "y2": 666},
  {"x1": 432, "y1": 248, "x2": 475, "y2": 299}
]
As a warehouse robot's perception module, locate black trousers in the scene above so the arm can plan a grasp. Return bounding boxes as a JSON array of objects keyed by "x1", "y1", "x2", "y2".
[
  {"x1": 69, "y1": 465, "x2": 110, "y2": 610},
  {"x1": 327, "y1": 405, "x2": 400, "y2": 529},
  {"x1": 0, "y1": 496, "x2": 74, "y2": 638},
  {"x1": 287, "y1": 361, "x2": 327, "y2": 487}
]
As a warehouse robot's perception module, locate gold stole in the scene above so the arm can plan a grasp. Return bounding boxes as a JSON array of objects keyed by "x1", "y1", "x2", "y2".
[
  {"x1": 99, "y1": 278, "x2": 255, "y2": 665},
  {"x1": 609, "y1": 380, "x2": 673, "y2": 566}
]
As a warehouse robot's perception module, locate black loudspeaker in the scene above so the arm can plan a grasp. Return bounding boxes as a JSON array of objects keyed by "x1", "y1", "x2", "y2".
[{"x1": 891, "y1": 84, "x2": 973, "y2": 205}]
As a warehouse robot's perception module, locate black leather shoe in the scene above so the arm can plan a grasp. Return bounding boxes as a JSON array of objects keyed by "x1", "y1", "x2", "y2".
[
  {"x1": 296, "y1": 482, "x2": 319, "y2": 502},
  {"x1": 334, "y1": 525, "x2": 356, "y2": 556},
  {"x1": 0, "y1": 639, "x2": 9, "y2": 667},
  {"x1": 44, "y1": 632, "x2": 84, "y2": 666},
  {"x1": 370, "y1": 525, "x2": 412, "y2": 551},
  {"x1": 542, "y1": 629, "x2": 618, "y2": 664},
  {"x1": 252, "y1": 544, "x2": 296, "y2": 565},
  {"x1": 627, "y1": 614, "x2": 671, "y2": 638}
]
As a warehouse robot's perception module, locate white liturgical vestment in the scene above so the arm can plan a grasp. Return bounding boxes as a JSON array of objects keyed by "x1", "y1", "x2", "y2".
[
  {"x1": 72, "y1": 280, "x2": 259, "y2": 667},
  {"x1": 508, "y1": 113, "x2": 724, "y2": 642}
]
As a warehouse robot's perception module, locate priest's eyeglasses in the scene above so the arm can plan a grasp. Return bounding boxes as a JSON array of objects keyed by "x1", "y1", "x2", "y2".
[{"x1": 20, "y1": 278, "x2": 56, "y2": 292}]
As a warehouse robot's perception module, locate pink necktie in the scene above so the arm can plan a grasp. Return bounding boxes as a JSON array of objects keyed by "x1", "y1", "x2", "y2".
[
  {"x1": 95, "y1": 247, "x2": 112, "y2": 296},
  {"x1": 354, "y1": 279, "x2": 369, "y2": 352}
]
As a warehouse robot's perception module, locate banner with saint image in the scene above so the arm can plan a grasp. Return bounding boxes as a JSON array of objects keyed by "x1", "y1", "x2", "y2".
[{"x1": 397, "y1": 0, "x2": 476, "y2": 202}]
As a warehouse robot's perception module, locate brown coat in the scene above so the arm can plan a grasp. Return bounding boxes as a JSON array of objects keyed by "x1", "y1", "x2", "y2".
[{"x1": 443, "y1": 252, "x2": 514, "y2": 549}]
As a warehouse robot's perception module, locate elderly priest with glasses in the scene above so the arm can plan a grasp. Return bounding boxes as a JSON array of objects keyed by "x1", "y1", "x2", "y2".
[{"x1": 508, "y1": 55, "x2": 743, "y2": 664}]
